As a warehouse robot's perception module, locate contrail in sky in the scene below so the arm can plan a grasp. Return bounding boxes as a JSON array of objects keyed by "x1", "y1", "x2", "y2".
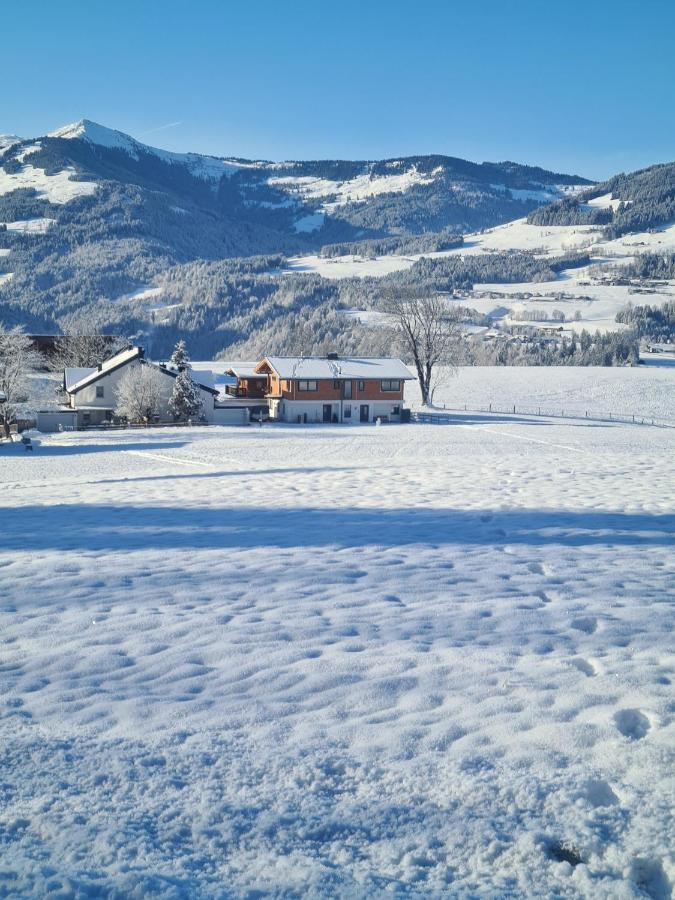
[{"x1": 140, "y1": 121, "x2": 182, "y2": 136}]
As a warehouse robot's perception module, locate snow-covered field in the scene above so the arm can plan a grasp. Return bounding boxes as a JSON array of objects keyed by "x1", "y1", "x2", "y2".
[
  {"x1": 2, "y1": 376, "x2": 674, "y2": 896},
  {"x1": 418, "y1": 365, "x2": 675, "y2": 423},
  {"x1": 1, "y1": 217, "x2": 56, "y2": 235},
  {"x1": 0, "y1": 160, "x2": 98, "y2": 205}
]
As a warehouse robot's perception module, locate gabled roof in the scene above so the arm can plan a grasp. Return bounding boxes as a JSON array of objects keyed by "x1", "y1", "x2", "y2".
[
  {"x1": 257, "y1": 356, "x2": 415, "y2": 380},
  {"x1": 64, "y1": 366, "x2": 96, "y2": 392},
  {"x1": 156, "y1": 364, "x2": 219, "y2": 395},
  {"x1": 66, "y1": 346, "x2": 143, "y2": 393},
  {"x1": 65, "y1": 346, "x2": 219, "y2": 396},
  {"x1": 225, "y1": 362, "x2": 267, "y2": 379}
]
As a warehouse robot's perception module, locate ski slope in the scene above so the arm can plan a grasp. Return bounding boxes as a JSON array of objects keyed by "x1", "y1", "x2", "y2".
[{"x1": 2, "y1": 375, "x2": 674, "y2": 896}]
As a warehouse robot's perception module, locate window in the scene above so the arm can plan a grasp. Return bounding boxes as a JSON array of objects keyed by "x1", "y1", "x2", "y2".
[
  {"x1": 333, "y1": 380, "x2": 340, "y2": 390},
  {"x1": 392, "y1": 405, "x2": 400, "y2": 415},
  {"x1": 344, "y1": 404, "x2": 351, "y2": 418},
  {"x1": 358, "y1": 380, "x2": 365, "y2": 392},
  {"x1": 96, "y1": 385, "x2": 105, "y2": 398},
  {"x1": 343, "y1": 380, "x2": 352, "y2": 399},
  {"x1": 298, "y1": 380, "x2": 318, "y2": 392},
  {"x1": 381, "y1": 380, "x2": 401, "y2": 392}
]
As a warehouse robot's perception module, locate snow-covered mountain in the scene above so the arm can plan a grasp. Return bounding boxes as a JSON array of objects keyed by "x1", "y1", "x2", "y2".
[
  {"x1": 2, "y1": 118, "x2": 673, "y2": 359},
  {"x1": 1, "y1": 118, "x2": 591, "y2": 238},
  {"x1": 48, "y1": 119, "x2": 251, "y2": 181}
]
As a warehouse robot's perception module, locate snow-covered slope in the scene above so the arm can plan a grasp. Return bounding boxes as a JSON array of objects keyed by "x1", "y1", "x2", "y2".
[
  {"x1": 0, "y1": 161, "x2": 98, "y2": 204},
  {"x1": 268, "y1": 163, "x2": 441, "y2": 213},
  {"x1": 0, "y1": 134, "x2": 22, "y2": 157},
  {"x1": 286, "y1": 191, "x2": 675, "y2": 332},
  {"x1": 49, "y1": 118, "x2": 253, "y2": 181}
]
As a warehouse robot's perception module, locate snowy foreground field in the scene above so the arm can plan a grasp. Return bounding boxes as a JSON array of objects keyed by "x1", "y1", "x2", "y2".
[{"x1": 1, "y1": 405, "x2": 674, "y2": 896}]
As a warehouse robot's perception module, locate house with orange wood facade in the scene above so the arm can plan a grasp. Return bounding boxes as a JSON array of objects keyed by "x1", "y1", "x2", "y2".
[
  {"x1": 223, "y1": 363, "x2": 268, "y2": 399},
  {"x1": 246, "y1": 355, "x2": 415, "y2": 423}
]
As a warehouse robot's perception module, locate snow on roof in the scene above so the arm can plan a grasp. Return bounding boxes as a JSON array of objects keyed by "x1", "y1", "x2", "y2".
[
  {"x1": 64, "y1": 366, "x2": 96, "y2": 391},
  {"x1": 225, "y1": 362, "x2": 266, "y2": 378},
  {"x1": 184, "y1": 368, "x2": 215, "y2": 391},
  {"x1": 155, "y1": 363, "x2": 219, "y2": 394},
  {"x1": 66, "y1": 346, "x2": 143, "y2": 393},
  {"x1": 261, "y1": 357, "x2": 415, "y2": 380},
  {"x1": 66, "y1": 347, "x2": 220, "y2": 396}
]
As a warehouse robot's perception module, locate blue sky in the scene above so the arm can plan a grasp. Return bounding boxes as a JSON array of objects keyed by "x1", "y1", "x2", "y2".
[{"x1": 4, "y1": 0, "x2": 674, "y2": 179}]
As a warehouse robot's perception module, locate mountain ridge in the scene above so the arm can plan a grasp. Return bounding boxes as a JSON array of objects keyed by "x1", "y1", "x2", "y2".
[{"x1": 2, "y1": 119, "x2": 673, "y2": 359}]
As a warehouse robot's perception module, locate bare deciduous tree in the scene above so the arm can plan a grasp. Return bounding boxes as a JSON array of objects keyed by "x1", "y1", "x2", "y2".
[
  {"x1": 381, "y1": 290, "x2": 460, "y2": 406},
  {"x1": 0, "y1": 325, "x2": 45, "y2": 435},
  {"x1": 114, "y1": 364, "x2": 166, "y2": 424}
]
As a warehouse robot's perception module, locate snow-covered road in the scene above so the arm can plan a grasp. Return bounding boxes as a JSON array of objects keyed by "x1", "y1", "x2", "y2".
[{"x1": 1, "y1": 414, "x2": 674, "y2": 896}]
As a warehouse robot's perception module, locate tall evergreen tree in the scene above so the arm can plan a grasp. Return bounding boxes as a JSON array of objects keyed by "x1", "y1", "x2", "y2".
[
  {"x1": 170, "y1": 339, "x2": 191, "y2": 371},
  {"x1": 169, "y1": 369, "x2": 203, "y2": 422}
]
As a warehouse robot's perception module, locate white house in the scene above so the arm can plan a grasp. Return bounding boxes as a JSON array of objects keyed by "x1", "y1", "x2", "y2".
[{"x1": 64, "y1": 346, "x2": 249, "y2": 426}]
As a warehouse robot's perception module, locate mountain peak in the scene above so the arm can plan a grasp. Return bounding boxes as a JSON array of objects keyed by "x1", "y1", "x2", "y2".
[
  {"x1": 44, "y1": 119, "x2": 253, "y2": 180},
  {"x1": 48, "y1": 119, "x2": 139, "y2": 153}
]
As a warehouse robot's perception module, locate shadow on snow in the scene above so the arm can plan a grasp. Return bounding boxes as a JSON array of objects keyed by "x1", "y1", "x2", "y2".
[{"x1": 4, "y1": 505, "x2": 674, "y2": 552}]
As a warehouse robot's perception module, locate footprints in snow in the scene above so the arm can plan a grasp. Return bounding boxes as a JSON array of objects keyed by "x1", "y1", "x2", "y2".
[
  {"x1": 614, "y1": 708, "x2": 652, "y2": 741},
  {"x1": 571, "y1": 616, "x2": 598, "y2": 635},
  {"x1": 570, "y1": 657, "x2": 598, "y2": 678},
  {"x1": 584, "y1": 777, "x2": 620, "y2": 808}
]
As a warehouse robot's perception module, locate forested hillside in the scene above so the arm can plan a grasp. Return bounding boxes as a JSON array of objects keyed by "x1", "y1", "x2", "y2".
[
  {"x1": 0, "y1": 120, "x2": 591, "y2": 354},
  {"x1": 527, "y1": 161, "x2": 675, "y2": 237}
]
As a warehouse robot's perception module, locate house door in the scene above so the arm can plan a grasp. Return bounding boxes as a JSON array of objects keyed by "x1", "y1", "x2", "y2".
[
  {"x1": 323, "y1": 404, "x2": 332, "y2": 423},
  {"x1": 360, "y1": 404, "x2": 369, "y2": 423}
]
